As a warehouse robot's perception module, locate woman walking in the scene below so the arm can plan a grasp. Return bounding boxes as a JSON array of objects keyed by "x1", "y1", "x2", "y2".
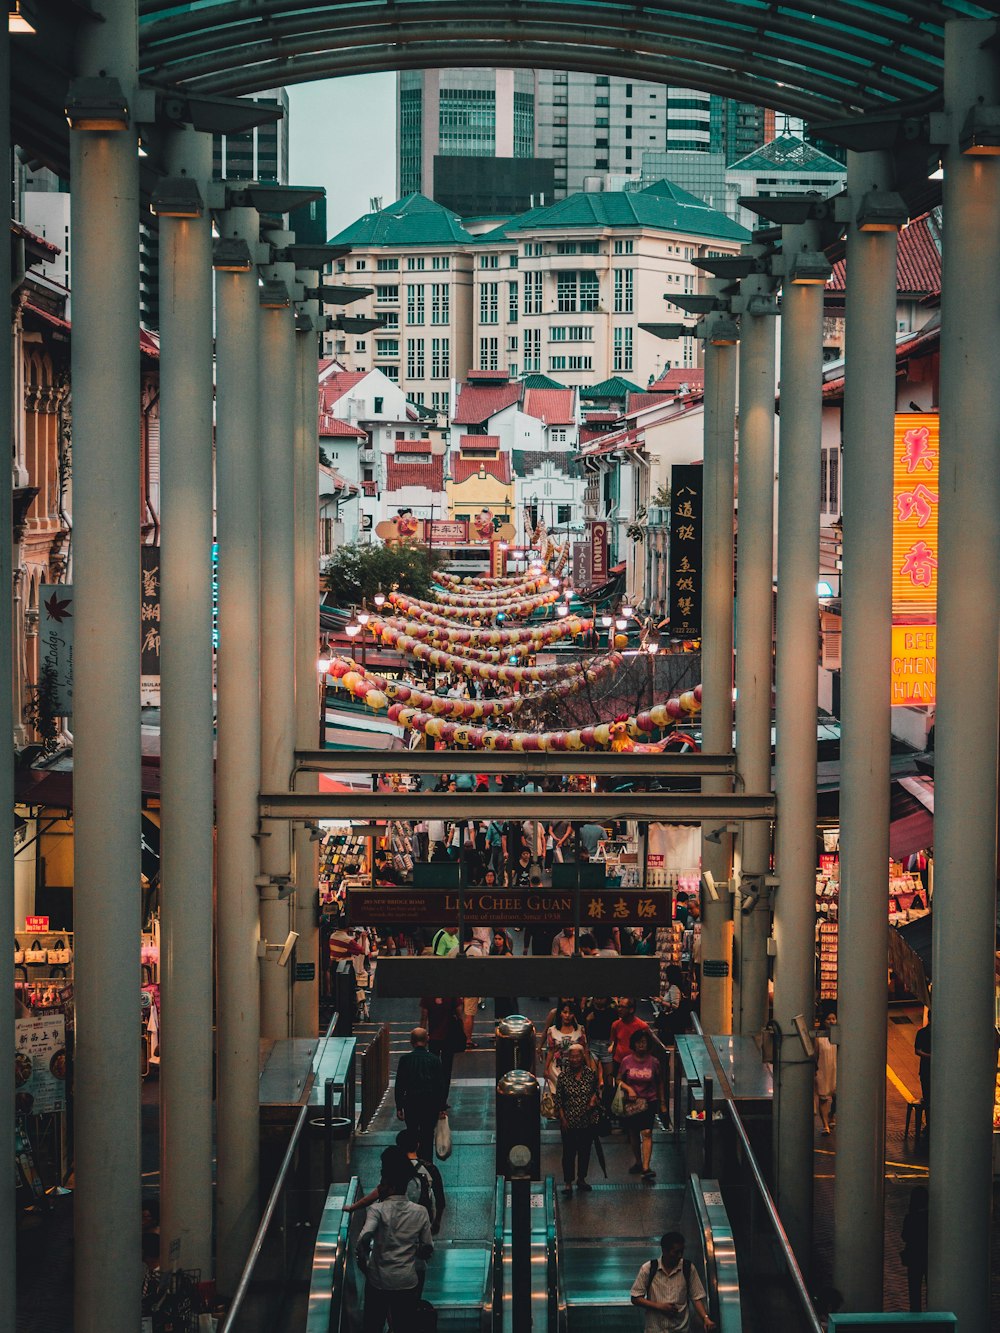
[
  {"x1": 616, "y1": 1028, "x2": 666, "y2": 1181},
  {"x1": 545, "y1": 1001, "x2": 588, "y2": 1095}
]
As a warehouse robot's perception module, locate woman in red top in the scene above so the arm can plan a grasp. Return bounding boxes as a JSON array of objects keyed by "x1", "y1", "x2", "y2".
[
  {"x1": 617, "y1": 1027, "x2": 666, "y2": 1179},
  {"x1": 609, "y1": 997, "x2": 650, "y2": 1076}
]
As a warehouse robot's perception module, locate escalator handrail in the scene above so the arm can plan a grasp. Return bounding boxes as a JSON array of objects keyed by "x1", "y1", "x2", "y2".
[
  {"x1": 491, "y1": 1175, "x2": 506, "y2": 1332},
  {"x1": 543, "y1": 1176, "x2": 561, "y2": 1333},
  {"x1": 304, "y1": 1176, "x2": 359, "y2": 1333},
  {"x1": 688, "y1": 1173, "x2": 742, "y2": 1333}
]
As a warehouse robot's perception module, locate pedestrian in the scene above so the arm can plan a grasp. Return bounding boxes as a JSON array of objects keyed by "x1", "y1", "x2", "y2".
[
  {"x1": 555, "y1": 1043, "x2": 600, "y2": 1196},
  {"x1": 654, "y1": 966, "x2": 687, "y2": 1049},
  {"x1": 551, "y1": 925, "x2": 576, "y2": 956},
  {"x1": 630, "y1": 1231, "x2": 716, "y2": 1331},
  {"x1": 489, "y1": 929, "x2": 519, "y2": 1019},
  {"x1": 617, "y1": 1027, "x2": 667, "y2": 1179},
  {"x1": 610, "y1": 997, "x2": 650, "y2": 1079},
  {"x1": 545, "y1": 1001, "x2": 588, "y2": 1093},
  {"x1": 420, "y1": 996, "x2": 464, "y2": 1100},
  {"x1": 356, "y1": 1167, "x2": 434, "y2": 1333},
  {"x1": 914, "y1": 1011, "x2": 931, "y2": 1127},
  {"x1": 583, "y1": 995, "x2": 618, "y2": 1104},
  {"x1": 814, "y1": 1013, "x2": 837, "y2": 1136},
  {"x1": 900, "y1": 1184, "x2": 929, "y2": 1312},
  {"x1": 394, "y1": 1027, "x2": 446, "y2": 1162}
]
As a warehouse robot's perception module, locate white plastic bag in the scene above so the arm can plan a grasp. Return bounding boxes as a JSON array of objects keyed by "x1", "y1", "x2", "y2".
[{"x1": 434, "y1": 1114, "x2": 453, "y2": 1161}]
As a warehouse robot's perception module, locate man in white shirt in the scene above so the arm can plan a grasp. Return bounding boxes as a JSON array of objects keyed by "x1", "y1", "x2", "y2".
[
  {"x1": 630, "y1": 1232, "x2": 716, "y2": 1332},
  {"x1": 356, "y1": 1174, "x2": 434, "y2": 1332}
]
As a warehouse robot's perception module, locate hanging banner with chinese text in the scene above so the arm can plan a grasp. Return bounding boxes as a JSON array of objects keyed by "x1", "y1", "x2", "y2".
[
  {"x1": 892, "y1": 414, "x2": 938, "y2": 618},
  {"x1": 140, "y1": 546, "x2": 161, "y2": 677},
  {"x1": 38, "y1": 585, "x2": 73, "y2": 715},
  {"x1": 669, "y1": 465, "x2": 703, "y2": 635}
]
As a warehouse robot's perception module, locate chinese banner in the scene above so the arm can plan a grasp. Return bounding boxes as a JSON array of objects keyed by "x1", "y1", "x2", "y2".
[
  {"x1": 490, "y1": 540, "x2": 506, "y2": 578},
  {"x1": 140, "y1": 546, "x2": 161, "y2": 676},
  {"x1": 15, "y1": 1014, "x2": 67, "y2": 1115},
  {"x1": 424, "y1": 519, "x2": 469, "y2": 544},
  {"x1": 669, "y1": 465, "x2": 703, "y2": 636},
  {"x1": 892, "y1": 414, "x2": 938, "y2": 617},
  {"x1": 891, "y1": 624, "x2": 936, "y2": 706},
  {"x1": 38, "y1": 584, "x2": 73, "y2": 715},
  {"x1": 589, "y1": 521, "x2": 608, "y2": 584},
  {"x1": 347, "y1": 886, "x2": 672, "y2": 926}
]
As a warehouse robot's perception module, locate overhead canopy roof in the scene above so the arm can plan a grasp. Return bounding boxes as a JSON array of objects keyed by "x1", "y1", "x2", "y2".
[{"x1": 13, "y1": 0, "x2": 1000, "y2": 186}]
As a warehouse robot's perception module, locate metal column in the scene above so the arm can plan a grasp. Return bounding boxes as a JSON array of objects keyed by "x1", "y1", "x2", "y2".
[
  {"x1": 258, "y1": 238, "x2": 298, "y2": 1038},
  {"x1": 771, "y1": 224, "x2": 824, "y2": 1269},
  {"x1": 215, "y1": 205, "x2": 263, "y2": 1295},
  {"x1": 928, "y1": 21, "x2": 1000, "y2": 1329},
  {"x1": 292, "y1": 298, "x2": 320, "y2": 1037},
  {"x1": 157, "y1": 129, "x2": 216, "y2": 1278},
  {"x1": 832, "y1": 150, "x2": 898, "y2": 1312},
  {"x1": 0, "y1": 22, "x2": 14, "y2": 1333},
  {"x1": 69, "y1": 2, "x2": 142, "y2": 1327},
  {"x1": 699, "y1": 319, "x2": 737, "y2": 1034},
  {"x1": 733, "y1": 257, "x2": 777, "y2": 1037}
]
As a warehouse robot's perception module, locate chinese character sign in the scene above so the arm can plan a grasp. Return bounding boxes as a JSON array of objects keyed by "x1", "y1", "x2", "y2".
[
  {"x1": 893, "y1": 415, "x2": 939, "y2": 617},
  {"x1": 140, "y1": 546, "x2": 161, "y2": 677},
  {"x1": 669, "y1": 465, "x2": 703, "y2": 636}
]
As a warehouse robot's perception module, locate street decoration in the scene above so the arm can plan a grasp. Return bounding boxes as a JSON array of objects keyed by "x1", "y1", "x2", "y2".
[
  {"x1": 389, "y1": 588, "x2": 562, "y2": 620},
  {"x1": 373, "y1": 622, "x2": 623, "y2": 685}
]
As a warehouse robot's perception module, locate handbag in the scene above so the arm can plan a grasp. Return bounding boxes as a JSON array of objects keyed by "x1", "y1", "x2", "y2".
[
  {"x1": 13, "y1": 938, "x2": 23, "y2": 965},
  {"x1": 434, "y1": 1114, "x2": 453, "y2": 1161},
  {"x1": 611, "y1": 1084, "x2": 627, "y2": 1118},
  {"x1": 47, "y1": 939, "x2": 71, "y2": 966},
  {"x1": 540, "y1": 1089, "x2": 557, "y2": 1120},
  {"x1": 24, "y1": 938, "x2": 46, "y2": 964}
]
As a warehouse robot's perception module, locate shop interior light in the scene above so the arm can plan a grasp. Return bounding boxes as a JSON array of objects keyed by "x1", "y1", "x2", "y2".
[
  {"x1": 9, "y1": 0, "x2": 36, "y2": 32},
  {"x1": 65, "y1": 76, "x2": 129, "y2": 131}
]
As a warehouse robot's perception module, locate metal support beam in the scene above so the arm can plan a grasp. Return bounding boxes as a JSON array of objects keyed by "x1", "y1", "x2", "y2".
[
  {"x1": 0, "y1": 23, "x2": 14, "y2": 1333},
  {"x1": 771, "y1": 222, "x2": 824, "y2": 1272},
  {"x1": 260, "y1": 791, "x2": 776, "y2": 821},
  {"x1": 699, "y1": 306, "x2": 737, "y2": 1034},
  {"x1": 157, "y1": 126, "x2": 215, "y2": 1279},
  {"x1": 293, "y1": 748, "x2": 735, "y2": 779},
  {"x1": 70, "y1": 2, "x2": 142, "y2": 1327},
  {"x1": 375, "y1": 956, "x2": 661, "y2": 998},
  {"x1": 928, "y1": 21, "x2": 1000, "y2": 1330},
  {"x1": 215, "y1": 203, "x2": 263, "y2": 1297},
  {"x1": 733, "y1": 253, "x2": 777, "y2": 1038},
  {"x1": 258, "y1": 234, "x2": 298, "y2": 1039},
  {"x1": 292, "y1": 291, "x2": 320, "y2": 1038},
  {"x1": 833, "y1": 148, "x2": 897, "y2": 1313}
]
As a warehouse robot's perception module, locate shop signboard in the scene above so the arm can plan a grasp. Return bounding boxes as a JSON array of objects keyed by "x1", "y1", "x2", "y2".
[
  {"x1": 347, "y1": 886, "x2": 672, "y2": 926},
  {"x1": 589, "y1": 521, "x2": 608, "y2": 584},
  {"x1": 24, "y1": 916, "x2": 49, "y2": 933},
  {"x1": 38, "y1": 583, "x2": 73, "y2": 715},
  {"x1": 424, "y1": 519, "x2": 468, "y2": 544},
  {"x1": 891, "y1": 623, "x2": 936, "y2": 706},
  {"x1": 572, "y1": 542, "x2": 589, "y2": 588},
  {"x1": 668, "y1": 465, "x2": 703, "y2": 636},
  {"x1": 140, "y1": 545, "x2": 161, "y2": 676},
  {"x1": 491, "y1": 540, "x2": 506, "y2": 578},
  {"x1": 14, "y1": 1014, "x2": 67, "y2": 1115},
  {"x1": 892, "y1": 414, "x2": 939, "y2": 618}
]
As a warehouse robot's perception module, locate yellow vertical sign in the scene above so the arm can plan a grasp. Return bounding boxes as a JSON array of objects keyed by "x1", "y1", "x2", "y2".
[{"x1": 892, "y1": 414, "x2": 939, "y2": 617}]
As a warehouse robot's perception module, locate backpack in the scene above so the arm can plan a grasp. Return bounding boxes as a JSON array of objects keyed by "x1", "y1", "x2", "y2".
[
  {"x1": 644, "y1": 1257, "x2": 692, "y2": 1298},
  {"x1": 413, "y1": 1157, "x2": 446, "y2": 1232}
]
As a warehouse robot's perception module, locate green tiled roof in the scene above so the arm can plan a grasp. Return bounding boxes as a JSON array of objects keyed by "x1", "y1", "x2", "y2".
[
  {"x1": 329, "y1": 193, "x2": 474, "y2": 247},
  {"x1": 581, "y1": 376, "x2": 643, "y2": 401},
  {"x1": 520, "y1": 373, "x2": 567, "y2": 390},
  {"x1": 480, "y1": 180, "x2": 749, "y2": 243},
  {"x1": 728, "y1": 133, "x2": 846, "y2": 176}
]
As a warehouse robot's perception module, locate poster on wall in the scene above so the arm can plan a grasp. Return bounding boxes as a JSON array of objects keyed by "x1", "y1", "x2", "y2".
[
  {"x1": 38, "y1": 584, "x2": 73, "y2": 715},
  {"x1": 14, "y1": 1014, "x2": 67, "y2": 1116},
  {"x1": 668, "y1": 465, "x2": 703, "y2": 636}
]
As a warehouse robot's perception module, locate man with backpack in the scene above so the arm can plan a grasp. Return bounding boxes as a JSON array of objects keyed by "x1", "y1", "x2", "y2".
[
  {"x1": 356, "y1": 1164, "x2": 434, "y2": 1333},
  {"x1": 395, "y1": 1128, "x2": 446, "y2": 1234},
  {"x1": 630, "y1": 1232, "x2": 716, "y2": 1331}
]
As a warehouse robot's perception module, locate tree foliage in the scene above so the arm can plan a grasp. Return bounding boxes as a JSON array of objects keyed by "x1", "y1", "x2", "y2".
[{"x1": 322, "y1": 542, "x2": 441, "y2": 609}]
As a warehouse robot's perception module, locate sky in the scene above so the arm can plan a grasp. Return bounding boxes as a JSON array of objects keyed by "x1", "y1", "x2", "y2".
[{"x1": 288, "y1": 75, "x2": 398, "y2": 240}]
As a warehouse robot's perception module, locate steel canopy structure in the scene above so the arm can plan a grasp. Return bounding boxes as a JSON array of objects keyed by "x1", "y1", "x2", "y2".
[{"x1": 134, "y1": 0, "x2": 988, "y2": 117}]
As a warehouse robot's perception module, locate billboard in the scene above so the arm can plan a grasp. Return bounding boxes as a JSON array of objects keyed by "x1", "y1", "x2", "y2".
[{"x1": 892, "y1": 414, "x2": 939, "y2": 617}]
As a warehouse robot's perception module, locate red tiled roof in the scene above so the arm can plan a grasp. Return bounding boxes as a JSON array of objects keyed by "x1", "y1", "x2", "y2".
[
  {"x1": 23, "y1": 301, "x2": 70, "y2": 333},
  {"x1": 452, "y1": 382, "x2": 522, "y2": 425},
  {"x1": 828, "y1": 212, "x2": 941, "y2": 298},
  {"x1": 580, "y1": 425, "x2": 616, "y2": 443},
  {"x1": 523, "y1": 388, "x2": 576, "y2": 426},
  {"x1": 362, "y1": 480, "x2": 378, "y2": 497},
  {"x1": 467, "y1": 369, "x2": 512, "y2": 381},
  {"x1": 449, "y1": 453, "x2": 513, "y2": 484},
  {"x1": 820, "y1": 320, "x2": 940, "y2": 402},
  {"x1": 651, "y1": 367, "x2": 705, "y2": 392},
  {"x1": 582, "y1": 409, "x2": 621, "y2": 423},
  {"x1": 459, "y1": 435, "x2": 501, "y2": 451},
  {"x1": 385, "y1": 456, "x2": 445, "y2": 491},
  {"x1": 140, "y1": 328, "x2": 160, "y2": 359},
  {"x1": 320, "y1": 416, "x2": 367, "y2": 438},
  {"x1": 582, "y1": 427, "x2": 643, "y2": 456},
  {"x1": 395, "y1": 439, "x2": 433, "y2": 454},
  {"x1": 319, "y1": 463, "x2": 359, "y2": 493},
  {"x1": 320, "y1": 371, "x2": 369, "y2": 407},
  {"x1": 12, "y1": 219, "x2": 59, "y2": 258},
  {"x1": 625, "y1": 391, "x2": 674, "y2": 416}
]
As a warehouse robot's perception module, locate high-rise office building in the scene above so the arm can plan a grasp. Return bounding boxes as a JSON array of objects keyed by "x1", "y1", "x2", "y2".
[
  {"x1": 212, "y1": 87, "x2": 290, "y2": 183},
  {"x1": 398, "y1": 71, "x2": 770, "y2": 206}
]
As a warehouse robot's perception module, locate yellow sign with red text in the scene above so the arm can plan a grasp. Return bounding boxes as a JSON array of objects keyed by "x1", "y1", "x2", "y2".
[
  {"x1": 892, "y1": 414, "x2": 939, "y2": 617},
  {"x1": 891, "y1": 624, "x2": 936, "y2": 706}
]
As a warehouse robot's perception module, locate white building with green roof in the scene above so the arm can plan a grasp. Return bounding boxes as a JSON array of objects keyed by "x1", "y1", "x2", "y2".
[
  {"x1": 725, "y1": 133, "x2": 847, "y2": 231},
  {"x1": 327, "y1": 182, "x2": 748, "y2": 405}
]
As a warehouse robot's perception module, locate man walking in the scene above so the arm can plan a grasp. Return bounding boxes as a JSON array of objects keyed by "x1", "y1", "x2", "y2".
[
  {"x1": 394, "y1": 1027, "x2": 446, "y2": 1161},
  {"x1": 356, "y1": 1167, "x2": 434, "y2": 1333},
  {"x1": 555, "y1": 1043, "x2": 600, "y2": 1196},
  {"x1": 631, "y1": 1232, "x2": 716, "y2": 1331}
]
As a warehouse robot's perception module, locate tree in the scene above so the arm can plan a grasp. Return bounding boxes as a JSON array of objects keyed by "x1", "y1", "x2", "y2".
[{"x1": 322, "y1": 542, "x2": 441, "y2": 609}]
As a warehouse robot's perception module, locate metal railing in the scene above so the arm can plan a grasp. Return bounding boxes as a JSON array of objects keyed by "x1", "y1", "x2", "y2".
[
  {"x1": 688, "y1": 1173, "x2": 742, "y2": 1333},
  {"x1": 544, "y1": 1176, "x2": 563, "y2": 1333},
  {"x1": 305, "y1": 1178, "x2": 359, "y2": 1333},
  {"x1": 716, "y1": 1101, "x2": 823, "y2": 1333},
  {"x1": 358, "y1": 1022, "x2": 390, "y2": 1130},
  {"x1": 490, "y1": 1176, "x2": 506, "y2": 1333}
]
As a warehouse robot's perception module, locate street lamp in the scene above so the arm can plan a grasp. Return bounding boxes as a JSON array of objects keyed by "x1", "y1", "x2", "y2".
[
  {"x1": 317, "y1": 652, "x2": 332, "y2": 748},
  {"x1": 373, "y1": 591, "x2": 386, "y2": 609},
  {"x1": 557, "y1": 603, "x2": 569, "y2": 618}
]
